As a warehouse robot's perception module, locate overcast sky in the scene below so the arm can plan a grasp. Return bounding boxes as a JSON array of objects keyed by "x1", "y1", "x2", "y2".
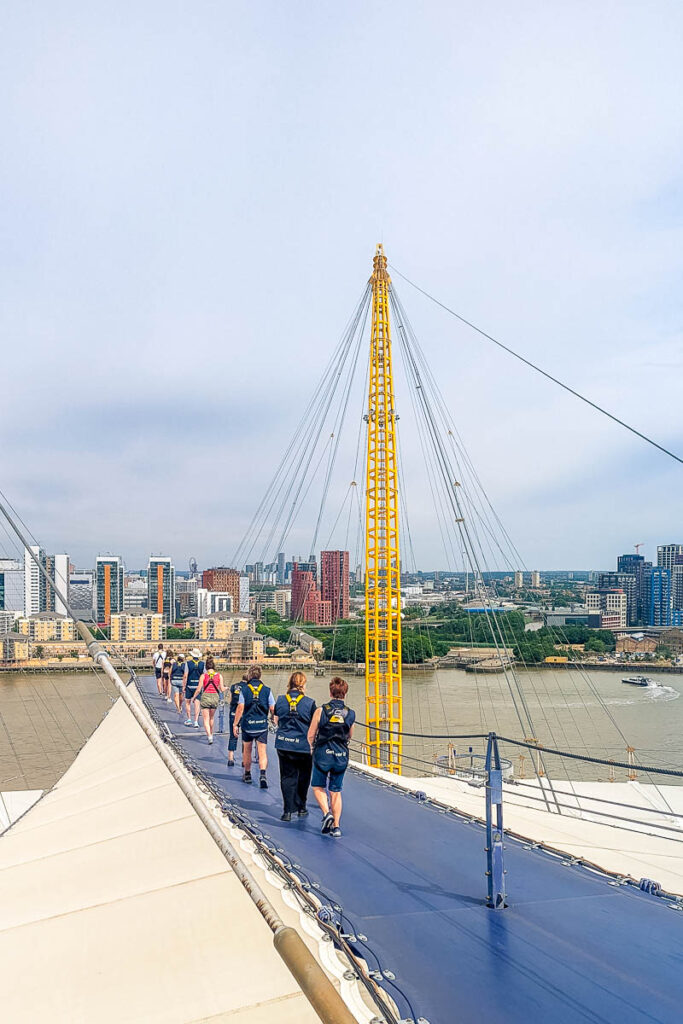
[{"x1": 1, "y1": 2, "x2": 682, "y2": 572}]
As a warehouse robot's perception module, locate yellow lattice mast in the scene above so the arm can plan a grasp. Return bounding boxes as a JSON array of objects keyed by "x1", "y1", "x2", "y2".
[{"x1": 365, "y1": 244, "x2": 402, "y2": 772}]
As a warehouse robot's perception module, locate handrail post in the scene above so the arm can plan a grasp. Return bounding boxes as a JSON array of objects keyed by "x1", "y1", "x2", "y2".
[{"x1": 485, "y1": 732, "x2": 507, "y2": 910}]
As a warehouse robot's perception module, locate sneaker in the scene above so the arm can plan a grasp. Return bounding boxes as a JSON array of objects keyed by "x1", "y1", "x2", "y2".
[
  {"x1": 321, "y1": 812, "x2": 334, "y2": 834},
  {"x1": 330, "y1": 826, "x2": 342, "y2": 838},
  {"x1": 280, "y1": 812, "x2": 292, "y2": 822},
  {"x1": 227, "y1": 759, "x2": 234, "y2": 768},
  {"x1": 243, "y1": 771, "x2": 252, "y2": 784},
  {"x1": 297, "y1": 809, "x2": 309, "y2": 818},
  {"x1": 208, "y1": 735, "x2": 213, "y2": 745},
  {"x1": 193, "y1": 721, "x2": 199, "y2": 729},
  {"x1": 184, "y1": 719, "x2": 192, "y2": 727},
  {"x1": 259, "y1": 772, "x2": 268, "y2": 790}
]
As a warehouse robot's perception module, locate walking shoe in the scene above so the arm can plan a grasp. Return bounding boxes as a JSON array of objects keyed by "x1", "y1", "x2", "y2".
[
  {"x1": 330, "y1": 826, "x2": 342, "y2": 838},
  {"x1": 259, "y1": 771, "x2": 268, "y2": 789},
  {"x1": 321, "y1": 812, "x2": 334, "y2": 834},
  {"x1": 297, "y1": 809, "x2": 309, "y2": 818},
  {"x1": 280, "y1": 812, "x2": 292, "y2": 822},
  {"x1": 208, "y1": 735, "x2": 213, "y2": 745},
  {"x1": 193, "y1": 721, "x2": 199, "y2": 728},
  {"x1": 243, "y1": 771, "x2": 252, "y2": 784},
  {"x1": 227, "y1": 759, "x2": 234, "y2": 768},
  {"x1": 184, "y1": 718, "x2": 192, "y2": 726}
]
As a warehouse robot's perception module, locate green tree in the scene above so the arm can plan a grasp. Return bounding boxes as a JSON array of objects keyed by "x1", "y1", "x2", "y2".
[{"x1": 265, "y1": 646, "x2": 279, "y2": 656}]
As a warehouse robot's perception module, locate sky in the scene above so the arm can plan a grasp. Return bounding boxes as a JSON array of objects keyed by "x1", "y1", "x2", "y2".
[{"x1": 1, "y1": 1, "x2": 683, "y2": 572}]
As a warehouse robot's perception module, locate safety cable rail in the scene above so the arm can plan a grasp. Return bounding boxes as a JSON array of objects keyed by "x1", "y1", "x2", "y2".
[
  {"x1": 134, "y1": 682, "x2": 406, "y2": 1024},
  {"x1": 353, "y1": 722, "x2": 683, "y2": 779}
]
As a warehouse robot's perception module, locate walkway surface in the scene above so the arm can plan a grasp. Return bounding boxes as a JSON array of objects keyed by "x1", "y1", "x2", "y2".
[{"x1": 141, "y1": 676, "x2": 683, "y2": 1024}]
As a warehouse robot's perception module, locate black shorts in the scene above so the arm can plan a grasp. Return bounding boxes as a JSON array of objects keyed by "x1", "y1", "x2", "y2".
[
  {"x1": 242, "y1": 730, "x2": 268, "y2": 745},
  {"x1": 154, "y1": 668, "x2": 162, "y2": 679}
]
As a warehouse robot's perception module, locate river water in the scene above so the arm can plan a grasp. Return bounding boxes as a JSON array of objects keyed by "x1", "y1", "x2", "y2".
[{"x1": 1, "y1": 665, "x2": 681, "y2": 790}]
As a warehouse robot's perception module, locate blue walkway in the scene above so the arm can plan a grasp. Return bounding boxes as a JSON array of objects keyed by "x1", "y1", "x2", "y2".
[{"x1": 141, "y1": 678, "x2": 683, "y2": 1024}]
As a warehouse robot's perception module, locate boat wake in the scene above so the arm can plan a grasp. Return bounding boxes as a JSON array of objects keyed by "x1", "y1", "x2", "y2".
[{"x1": 563, "y1": 684, "x2": 680, "y2": 708}]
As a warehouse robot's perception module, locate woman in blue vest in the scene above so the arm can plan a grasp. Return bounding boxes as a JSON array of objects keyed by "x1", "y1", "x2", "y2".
[
  {"x1": 226, "y1": 673, "x2": 247, "y2": 767},
  {"x1": 232, "y1": 666, "x2": 274, "y2": 788},
  {"x1": 183, "y1": 648, "x2": 205, "y2": 728},
  {"x1": 273, "y1": 671, "x2": 316, "y2": 821},
  {"x1": 307, "y1": 677, "x2": 355, "y2": 838}
]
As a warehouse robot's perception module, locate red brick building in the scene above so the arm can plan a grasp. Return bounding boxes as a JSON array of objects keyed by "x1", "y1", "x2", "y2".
[{"x1": 321, "y1": 550, "x2": 349, "y2": 621}]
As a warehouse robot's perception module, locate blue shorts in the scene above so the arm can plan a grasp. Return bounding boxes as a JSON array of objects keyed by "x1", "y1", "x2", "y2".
[
  {"x1": 186, "y1": 685, "x2": 198, "y2": 700},
  {"x1": 311, "y1": 764, "x2": 346, "y2": 792},
  {"x1": 171, "y1": 680, "x2": 183, "y2": 690},
  {"x1": 242, "y1": 730, "x2": 268, "y2": 745},
  {"x1": 154, "y1": 668, "x2": 162, "y2": 679}
]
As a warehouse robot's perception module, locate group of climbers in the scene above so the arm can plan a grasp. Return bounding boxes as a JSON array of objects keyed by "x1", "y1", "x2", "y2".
[{"x1": 151, "y1": 648, "x2": 355, "y2": 837}]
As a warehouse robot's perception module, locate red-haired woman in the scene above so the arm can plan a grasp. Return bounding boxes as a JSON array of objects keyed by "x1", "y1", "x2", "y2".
[{"x1": 307, "y1": 677, "x2": 355, "y2": 838}]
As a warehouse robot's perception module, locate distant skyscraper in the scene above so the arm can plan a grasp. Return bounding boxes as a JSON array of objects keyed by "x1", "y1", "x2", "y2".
[
  {"x1": 148, "y1": 556, "x2": 175, "y2": 623},
  {"x1": 644, "y1": 565, "x2": 671, "y2": 626},
  {"x1": 277, "y1": 552, "x2": 286, "y2": 585},
  {"x1": 657, "y1": 544, "x2": 683, "y2": 573},
  {"x1": 45, "y1": 553, "x2": 69, "y2": 616},
  {"x1": 96, "y1": 556, "x2": 124, "y2": 625},
  {"x1": 24, "y1": 546, "x2": 45, "y2": 616},
  {"x1": 321, "y1": 550, "x2": 350, "y2": 621},
  {"x1": 531, "y1": 571, "x2": 541, "y2": 588},
  {"x1": 0, "y1": 558, "x2": 24, "y2": 613},
  {"x1": 514, "y1": 571, "x2": 523, "y2": 589}
]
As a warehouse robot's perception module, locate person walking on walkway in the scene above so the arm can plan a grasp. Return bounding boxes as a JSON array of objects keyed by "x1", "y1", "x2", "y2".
[
  {"x1": 195, "y1": 656, "x2": 224, "y2": 744},
  {"x1": 307, "y1": 677, "x2": 355, "y2": 838},
  {"x1": 233, "y1": 666, "x2": 274, "y2": 788},
  {"x1": 170, "y1": 652, "x2": 185, "y2": 714},
  {"x1": 273, "y1": 671, "x2": 316, "y2": 821},
  {"x1": 162, "y1": 650, "x2": 173, "y2": 700},
  {"x1": 153, "y1": 644, "x2": 166, "y2": 696},
  {"x1": 183, "y1": 647, "x2": 205, "y2": 727},
  {"x1": 226, "y1": 673, "x2": 247, "y2": 767}
]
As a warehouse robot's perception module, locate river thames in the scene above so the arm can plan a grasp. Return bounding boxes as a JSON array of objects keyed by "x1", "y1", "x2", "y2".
[{"x1": 1, "y1": 665, "x2": 680, "y2": 790}]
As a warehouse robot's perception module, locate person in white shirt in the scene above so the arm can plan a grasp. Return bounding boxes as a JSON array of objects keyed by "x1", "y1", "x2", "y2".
[{"x1": 152, "y1": 644, "x2": 166, "y2": 696}]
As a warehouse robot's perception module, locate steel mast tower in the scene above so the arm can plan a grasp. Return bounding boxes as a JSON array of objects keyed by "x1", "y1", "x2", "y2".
[{"x1": 365, "y1": 244, "x2": 402, "y2": 771}]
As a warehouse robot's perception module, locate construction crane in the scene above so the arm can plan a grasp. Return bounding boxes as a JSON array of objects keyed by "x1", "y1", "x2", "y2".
[
  {"x1": 365, "y1": 244, "x2": 402, "y2": 772},
  {"x1": 634, "y1": 543, "x2": 643, "y2": 555}
]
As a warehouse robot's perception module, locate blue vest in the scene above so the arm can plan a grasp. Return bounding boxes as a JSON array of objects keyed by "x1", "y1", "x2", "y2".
[
  {"x1": 274, "y1": 691, "x2": 316, "y2": 753},
  {"x1": 313, "y1": 700, "x2": 355, "y2": 772},
  {"x1": 186, "y1": 658, "x2": 204, "y2": 684},
  {"x1": 171, "y1": 660, "x2": 185, "y2": 680},
  {"x1": 242, "y1": 682, "x2": 271, "y2": 738}
]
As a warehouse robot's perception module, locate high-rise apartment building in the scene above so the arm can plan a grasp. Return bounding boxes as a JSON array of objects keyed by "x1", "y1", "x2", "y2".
[
  {"x1": 148, "y1": 557, "x2": 175, "y2": 623},
  {"x1": 514, "y1": 571, "x2": 523, "y2": 589},
  {"x1": 657, "y1": 544, "x2": 683, "y2": 573},
  {"x1": 239, "y1": 575, "x2": 250, "y2": 613},
  {"x1": 202, "y1": 567, "x2": 241, "y2": 613},
  {"x1": 644, "y1": 566, "x2": 671, "y2": 626},
  {"x1": 96, "y1": 556, "x2": 124, "y2": 625},
  {"x1": 597, "y1": 572, "x2": 638, "y2": 626},
  {"x1": 531, "y1": 571, "x2": 541, "y2": 588},
  {"x1": 45, "y1": 554, "x2": 69, "y2": 616},
  {"x1": 291, "y1": 564, "x2": 316, "y2": 620},
  {"x1": 321, "y1": 550, "x2": 349, "y2": 621},
  {"x1": 24, "y1": 546, "x2": 46, "y2": 617},
  {"x1": 0, "y1": 558, "x2": 24, "y2": 613}
]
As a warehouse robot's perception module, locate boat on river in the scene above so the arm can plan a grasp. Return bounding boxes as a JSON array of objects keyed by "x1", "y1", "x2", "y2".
[{"x1": 622, "y1": 675, "x2": 653, "y2": 686}]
